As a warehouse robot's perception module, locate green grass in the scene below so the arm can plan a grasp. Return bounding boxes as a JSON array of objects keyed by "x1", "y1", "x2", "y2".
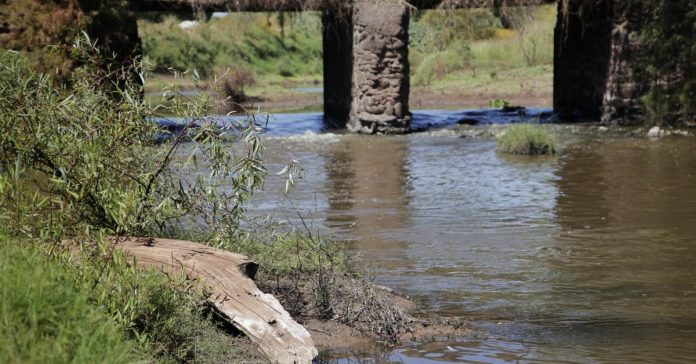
[
  {"x1": 0, "y1": 234, "x2": 265, "y2": 364},
  {"x1": 139, "y1": 6, "x2": 556, "y2": 102},
  {"x1": 423, "y1": 64, "x2": 552, "y2": 93},
  {"x1": 497, "y1": 124, "x2": 558, "y2": 155},
  {"x1": 410, "y1": 5, "x2": 556, "y2": 90},
  {"x1": 0, "y1": 237, "x2": 142, "y2": 364},
  {"x1": 139, "y1": 12, "x2": 323, "y2": 80},
  {"x1": 222, "y1": 230, "x2": 354, "y2": 279}
]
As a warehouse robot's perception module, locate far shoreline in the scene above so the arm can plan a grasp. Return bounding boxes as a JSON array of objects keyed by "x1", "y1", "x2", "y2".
[{"x1": 146, "y1": 85, "x2": 553, "y2": 115}]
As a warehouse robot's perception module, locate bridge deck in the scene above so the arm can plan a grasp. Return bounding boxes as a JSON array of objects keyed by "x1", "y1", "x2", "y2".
[{"x1": 137, "y1": 0, "x2": 548, "y2": 12}]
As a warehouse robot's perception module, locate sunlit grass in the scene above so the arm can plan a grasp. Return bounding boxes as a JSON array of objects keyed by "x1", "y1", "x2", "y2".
[
  {"x1": 410, "y1": 5, "x2": 555, "y2": 90},
  {"x1": 139, "y1": 12, "x2": 323, "y2": 79},
  {"x1": 497, "y1": 124, "x2": 558, "y2": 155},
  {"x1": 0, "y1": 238, "x2": 141, "y2": 364}
]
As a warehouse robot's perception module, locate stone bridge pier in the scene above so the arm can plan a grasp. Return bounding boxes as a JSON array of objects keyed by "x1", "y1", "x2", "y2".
[
  {"x1": 321, "y1": 3, "x2": 353, "y2": 129},
  {"x1": 323, "y1": 0, "x2": 411, "y2": 134},
  {"x1": 555, "y1": 0, "x2": 654, "y2": 124}
]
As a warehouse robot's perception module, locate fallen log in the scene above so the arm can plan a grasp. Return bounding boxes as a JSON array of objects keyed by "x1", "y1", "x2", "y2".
[{"x1": 112, "y1": 237, "x2": 317, "y2": 364}]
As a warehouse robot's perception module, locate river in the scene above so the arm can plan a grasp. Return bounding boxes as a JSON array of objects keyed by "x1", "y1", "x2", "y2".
[{"x1": 224, "y1": 109, "x2": 696, "y2": 363}]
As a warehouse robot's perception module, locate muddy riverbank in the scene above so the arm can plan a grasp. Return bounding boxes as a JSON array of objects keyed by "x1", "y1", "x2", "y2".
[
  {"x1": 146, "y1": 81, "x2": 552, "y2": 115},
  {"x1": 306, "y1": 289, "x2": 472, "y2": 359},
  {"x1": 239, "y1": 87, "x2": 552, "y2": 114}
]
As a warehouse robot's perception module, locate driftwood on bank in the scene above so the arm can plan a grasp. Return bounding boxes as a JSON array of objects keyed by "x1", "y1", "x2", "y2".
[{"x1": 112, "y1": 237, "x2": 317, "y2": 364}]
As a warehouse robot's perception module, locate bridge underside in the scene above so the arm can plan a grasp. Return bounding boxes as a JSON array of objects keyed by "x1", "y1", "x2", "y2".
[
  {"x1": 134, "y1": 0, "x2": 654, "y2": 132},
  {"x1": 137, "y1": 0, "x2": 549, "y2": 13}
]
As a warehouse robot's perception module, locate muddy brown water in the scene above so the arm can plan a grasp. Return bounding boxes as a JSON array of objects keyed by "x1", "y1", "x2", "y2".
[{"x1": 192, "y1": 110, "x2": 696, "y2": 363}]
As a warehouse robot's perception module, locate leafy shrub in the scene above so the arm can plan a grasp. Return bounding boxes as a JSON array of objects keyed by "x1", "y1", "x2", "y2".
[
  {"x1": 0, "y1": 38, "x2": 267, "y2": 239},
  {"x1": 0, "y1": 45, "x2": 155, "y2": 236},
  {"x1": 222, "y1": 67, "x2": 257, "y2": 103},
  {"x1": 497, "y1": 124, "x2": 557, "y2": 155},
  {"x1": 0, "y1": 0, "x2": 139, "y2": 78},
  {"x1": 641, "y1": 0, "x2": 696, "y2": 124},
  {"x1": 0, "y1": 38, "x2": 272, "y2": 362}
]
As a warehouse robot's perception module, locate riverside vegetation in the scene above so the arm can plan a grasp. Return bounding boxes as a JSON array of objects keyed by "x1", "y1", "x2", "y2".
[
  {"x1": 139, "y1": 1, "x2": 696, "y2": 123},
  {"x1": 138, "y1": 6, "x2": 555, "y2": 108},
  {"x1": 0, "y1": 38, "x2": 418, "y2": 363},
  {"x1": 640, "y1": 0, "x2": 696, "y2": 124},
  {"x1": 3, "y1": 3, "x2": 694, "y2": 362}
]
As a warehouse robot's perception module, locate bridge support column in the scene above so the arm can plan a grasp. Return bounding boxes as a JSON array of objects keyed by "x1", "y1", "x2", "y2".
[
  {"x1": 601, "y1": 2, "x2": 649, "y2": 124},
  {"x1": 322, "y1": 5, "x2": 353, "y2": 128},
  {"x1": 349, "y1": 0, "x2": 411, "y2": 134},
  {"x1": 555, "y1": 1, "x2": 658, "y2": 125},
  {"x1": 553, "y1": 0, "x2": 612, "y2": 121}
]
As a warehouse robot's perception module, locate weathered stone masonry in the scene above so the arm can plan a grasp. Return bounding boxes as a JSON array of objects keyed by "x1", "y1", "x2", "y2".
[
  {"x1": 554, "y1": 0, "x2": 671, "y2": 125},
  {"x1": 601, "y1": 1, "x2": 648, "y2": 125},
  {"x1": 348, "y1": 0, "x2": 411, "y2": 134}
]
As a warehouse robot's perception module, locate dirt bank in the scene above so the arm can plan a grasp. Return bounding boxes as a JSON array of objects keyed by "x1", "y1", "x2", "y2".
[
  {"x1": 295, "y1": 287, "x2": 471, "y2": 360},
  {"x1": 246, "y1": 87, "x2": 552, "y2": 114}
]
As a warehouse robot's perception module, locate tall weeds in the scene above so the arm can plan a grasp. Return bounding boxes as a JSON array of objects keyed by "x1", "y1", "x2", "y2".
[
  {"x1": 0, "y1": 35, "x2": 268, "y2": 241},
  {"x1": 0, "y1": 36, "x2": 274, "y2": 361},
  {"x1": 410, "y1": 5, "x2": 554, "y2": 86}
]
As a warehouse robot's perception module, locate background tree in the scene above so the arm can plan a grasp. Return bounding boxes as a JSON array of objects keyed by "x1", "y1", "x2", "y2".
[{"x1": 0, "y1": 0, "x2": 140, "y2": 77}]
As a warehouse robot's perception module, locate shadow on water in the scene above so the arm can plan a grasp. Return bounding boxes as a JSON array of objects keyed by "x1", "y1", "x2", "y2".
[
  {"x1": 410, "y1": 107, "x2": 556, "y2": 132},
  {"x1": 152, "y1": 107, "x2": 555, "y2": 141}
]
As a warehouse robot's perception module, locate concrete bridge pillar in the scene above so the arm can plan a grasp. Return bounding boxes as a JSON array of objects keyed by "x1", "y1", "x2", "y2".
[
  {"x1": 555, "y1": 0, "x2": 656, "y2": 125},
  {"x1": 601, "y1": 1, "x2": 649, "y2": 124},
  {"x1": 349, "y1": 0, "x2": 411, "y2": 134},
  {"x1": 322, "y1": 4, "x2": 353, "y2": 128},
  {"x1": 553, "y1": 0, "x2": 612, "y2": 121}
]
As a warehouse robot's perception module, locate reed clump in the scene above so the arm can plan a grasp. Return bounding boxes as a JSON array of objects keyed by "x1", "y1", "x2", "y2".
[{"x1": 497, "y1": 123, "x2": 557, "y2": 155}]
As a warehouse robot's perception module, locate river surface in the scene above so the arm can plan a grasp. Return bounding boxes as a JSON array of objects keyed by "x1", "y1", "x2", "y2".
[{"x1": 224, "y1": 110, "x2": 696, "y2": 363}]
